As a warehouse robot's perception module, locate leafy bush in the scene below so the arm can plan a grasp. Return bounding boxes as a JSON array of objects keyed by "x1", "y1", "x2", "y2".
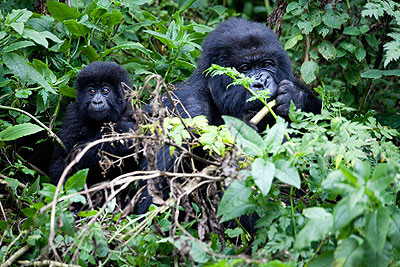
[{"x1": 0, "y1": 0, "x2": 399, "y2": 266}]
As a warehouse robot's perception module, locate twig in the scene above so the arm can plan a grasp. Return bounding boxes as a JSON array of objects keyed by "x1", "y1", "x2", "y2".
[
  {"x1": 1, "y1": 244, "x2": 30, "y2": 267},
  {"x1": 249, "y1": 100, "x2": 276, "y2": 125},
  {"x1": 0, "y1": 201, "x2": 6, "y2": 222},
  {"x1": 16, "y1": 260, "x2": 80, "y2": 267}
]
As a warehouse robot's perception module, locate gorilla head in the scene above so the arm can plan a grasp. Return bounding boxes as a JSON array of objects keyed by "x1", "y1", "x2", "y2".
[
  {"x1": 49, "y1": 61, "x2": 136, "y2": 186},
  {"x1": 198, "y1": 19, "x2": 295, "y2": 119},
  {"x1": 75, "y1": 61, "x2": 133, "y2": 123}
]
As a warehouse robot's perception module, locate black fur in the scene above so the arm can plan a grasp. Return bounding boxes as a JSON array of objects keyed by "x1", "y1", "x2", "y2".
[
  {"x1": 137, "y1": 18, "x2": 322, "y2": 214},
  {"x1": 49, "y1": 61, "x2": 136, "y2": 186}
]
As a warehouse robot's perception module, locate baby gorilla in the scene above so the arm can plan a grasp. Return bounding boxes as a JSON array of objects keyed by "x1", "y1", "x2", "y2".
[{"x1": 49, "y1": 61, "x2": 136, "y2": 186}]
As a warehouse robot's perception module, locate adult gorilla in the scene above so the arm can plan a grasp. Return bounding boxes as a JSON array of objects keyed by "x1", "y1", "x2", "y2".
[
  {"x1": 137, "y1": 18, "x2": 321, "y2": 214},
  {"x1": 166, "y1": 18, "x2": 321, "y2": 131},
  {"x1": 49, "y1": 61, "x2": 136, "y2": 186}
]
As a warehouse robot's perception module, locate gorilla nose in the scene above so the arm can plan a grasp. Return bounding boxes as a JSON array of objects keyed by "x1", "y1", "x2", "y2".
[{"x1": 250, "y1": 80, "x2": 265, "y2": 89}]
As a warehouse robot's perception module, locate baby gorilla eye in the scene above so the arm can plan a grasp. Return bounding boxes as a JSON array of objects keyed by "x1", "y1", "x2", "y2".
[{"x1": 101, "y1": 86, "x2": 110, "y2": 95}]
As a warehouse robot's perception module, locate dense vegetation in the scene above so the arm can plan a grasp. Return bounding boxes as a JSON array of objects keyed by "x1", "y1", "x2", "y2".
[{"x1": 0, "y1": 0, "x2": 399, "y2": 266}]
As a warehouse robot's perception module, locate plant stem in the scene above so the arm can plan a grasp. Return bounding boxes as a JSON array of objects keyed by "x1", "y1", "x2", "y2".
[{"x1": 290, "y1": 186, "x2": 297, "y2": 237}]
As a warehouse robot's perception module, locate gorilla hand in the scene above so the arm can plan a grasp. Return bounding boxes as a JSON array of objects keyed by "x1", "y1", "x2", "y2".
[{"x1": 275, "y1": 80, "x2": 307, "y2": 117}]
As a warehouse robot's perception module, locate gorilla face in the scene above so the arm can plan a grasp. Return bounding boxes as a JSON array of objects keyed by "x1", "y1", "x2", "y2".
[
  {"x1": 75, "y1": 62, "x2": 130, "y2": 123},
  {"x1": 198, "y1": 18, "x2": 294, "y2": 121}
]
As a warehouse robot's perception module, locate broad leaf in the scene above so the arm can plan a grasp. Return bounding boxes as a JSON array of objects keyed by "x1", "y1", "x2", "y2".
[
  {"x1": 217, "y1": 180, "x2": 256, "y2": 223},
  {"x1": 318, "y1": 40, "x2": 336, "y2": 60},
  {"x1": 251, "y1": 158, "x2": 275, "y2": 195},
  {"x1": 0, "y1": 123, "x2": 44, "y2": 141},
  {"x1": 300, "y1": 61, "x2": 319, "y2": 84},
  {"x1": 222, "y1": 115, "x2": 265, "y2": 157},
  {"x1": 47, "y1": 1, "x2": 81, "y2": 21},
  {"x1": 65, "y1": 169, "x2": 88, "y2": 193},
  {"x1": 274, "y1": 159, "x2": 300, "y2": 188},
  {"x1": 365, "y1": 207, "x2": 390, "y2": 253},
  {"x1": 295, "y1": 207, "x2": 332, "y2": 249},
  {"x1": 334, "y1": 238, "x2": 364, "y2": 267}
]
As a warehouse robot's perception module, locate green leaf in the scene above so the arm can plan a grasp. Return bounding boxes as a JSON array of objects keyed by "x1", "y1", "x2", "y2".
[
  {"x1": 322, "y1": 12, "x2": 342, "y2": 29},
  {"x1": 0, "y1": 220, "x2": 9, "y2": 231},
  {"x1": 61, "y1": 211, "x2": 75, "y2": 236},
  {"x1": 81, "y1": 45, "x2": 100, "y2": 61},
  {"x1": 343, "y1": 27, "x2": 360, "y2": 35},
  {"x1": 367, "y1": 164, "x2": 396, "y2": 196},
  {"x1": 251, "y1": 158, "x2": 275, "y2": 195},
  {"x1": 298, "y1": 20, "x2": 313, "y2": 34},
  {"x1": 333, "y1": 196, "x2": 364, "y2": 230},
  {"x1": 3, "y1": 53, "x2": 56, "y2": 94},
  {"x1": 59, "y1": 85, "x2": 76, "y2": 98},
  {"x1": 22, "y1": 28, "x2": 48, "y2": 48},
  {"x1": 361, "y1": 69, "x2": 383, "y2": 79},
  {"x1": 64, "y1": 20, "x2": 90, "y2": 37},
  {"x1": 3, "y1": 40, "x2": 35, "y2": 53},
  {"x1": 217, "y1": 180, "x2": 256, "y2": 223},
  {"x1": 274, "y1": 159, "x2": 300, "y2": 188},
  {"x1": 318, "y1": 40, "x2": 336, "y2": 60},
  {"x1": 65, "y1": 169, "x2": 88, "y2": 192},
  {"x1": 284, "y1": 34, "x2": 303, "y2": 50},
  {"x1": 222, "y1": 115, "x2": 265, "y2": 157},
  {"x1": 7, "y1": 9, "x2": 33, "y2": 24},
  {"x1": 294, "y1": 207, "x2": 332, "y2": 249},
  {"x1": 47, "y1": 1, "x2": 81, "y2": 21},
  {"x1": 334, "y1": 237, "x2": 364, "y2": 267},
  {"x1": 365, "y1": 207, "x2": 390, "y2": 253},
  {"x1": 300, "y1": 61, "x2": 319, "y2": 84},
  {"x1": 309, "y1": 251, "x2": 334, "y2": 267},
  {"x1": 355, "y1": 47, "x2": 366, "y2": 62},
  {"x1": 21, "y1": 207, "x2": 37, "y2": 218},
  {"x1": 0, "y1": 123, "x2": 44, "y2": 141},
  {"x1": 263, "y1": 117, "x2": 286, "y2": 153},
  {"x1": 102, "y1": 42, "x2": 152, "y2": 57},
  {"x1": 388, "y1": 210, "x2": 400, "y2": 250}
]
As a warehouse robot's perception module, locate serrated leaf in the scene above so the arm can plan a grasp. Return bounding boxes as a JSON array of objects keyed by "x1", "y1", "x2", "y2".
[
  {"x1": 222, "y1": 115, "x2": 265, "y2": 157},
  {"x1": 284, "y1": 34, "x2": 303, "y2": 50},
  {"x1": 0, "y1": 123, "x2": 44, "y2": 141},
  {"x1": 65, "y1": 169, "x2": 88, "y2": 192},
  {"x1": 59, "y1": 85, "x2": 76, "y2": 98},
  {"x1": 217, "y1": 180, "x2": 256, "y2": 223},
  {"x1": 47, "y1": 1, "x2": 81, "y2": 21},
  {"x1": 318, "y1": 40, "x2": 336, "y2": 60},
  {"x1": 251, "y1": 158, "x2": 275, "y2": 195},
  {"x1": 301, "y1": 60, "x2": 319, "y2": 84},
  {"x1": 298, "y1": 20, "x2": 313, "y2": 34},
  {"x1": 274, "y1": 159, "x2": 300, "y2": 188}
]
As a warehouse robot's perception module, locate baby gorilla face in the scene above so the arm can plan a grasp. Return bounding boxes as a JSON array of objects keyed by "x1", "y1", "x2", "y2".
[{"x1": 87, "y1": 83, "x2": 112, "y2": 121}]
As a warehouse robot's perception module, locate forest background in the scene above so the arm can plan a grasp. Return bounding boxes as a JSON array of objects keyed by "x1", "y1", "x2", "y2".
[{"x1": 0, "y1": 0, "x2": 399, "y2": 266}]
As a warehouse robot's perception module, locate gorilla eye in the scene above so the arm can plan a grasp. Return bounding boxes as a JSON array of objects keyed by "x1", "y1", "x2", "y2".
[
  {"x1": 239, "y1": 64, "x2": 251, "y2": 72},
  {"x1": 101, "y1": 87, "x2": 110, "y2": 95},
  {"x1": 88, "y1": 88, "x2": 96, "y2": 95},
  {"x1": 262, "y1": 60, "x2": 274, "y2": 68}
]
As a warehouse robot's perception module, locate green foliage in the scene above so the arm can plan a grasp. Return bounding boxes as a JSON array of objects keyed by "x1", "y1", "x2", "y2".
[{"x1": 0, "y1": 0, "x2": 399, "y2": 266}]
